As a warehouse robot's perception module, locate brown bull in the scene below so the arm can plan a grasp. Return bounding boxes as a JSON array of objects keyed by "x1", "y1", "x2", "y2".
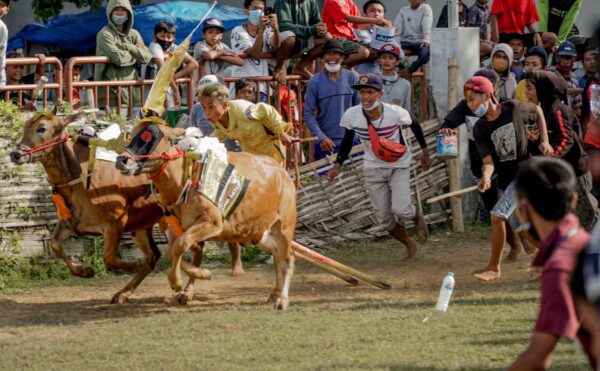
[
  {"x1": 9, "y1": 113, "x2": 202, "y2": 303},
  {"x1": 116, "y1": 121, "x2": 297, "y2": 310}
]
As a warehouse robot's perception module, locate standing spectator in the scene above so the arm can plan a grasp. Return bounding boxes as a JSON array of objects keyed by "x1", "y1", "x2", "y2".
[
  {"x1": 466, "y1": 0, "x2": 493, "y2": 59},
  {"x1": 94, "y1": 0, "x2": 151, "y2": 111},
  {"x1": 321, "y1": 0, "x2": 391, "y2": 68},
  {"x1": 515, "y1": 46, "x2": 547, "y2": 102},
  {"x1": 551, "y1": 41, "x2": 582, "y2": 117},
  {"x1": 393, "y1": 0, "x2": 433, "y2": 75},
  {"x1": 377, "y1": 43, "x2": 410, "y2": 111},
  {"x1": 273, "y1": 0, "x2": 328, "y2": 84},
  {"x1": 193, "y1": 18, "x2": 243, "y2": 81},
  {"x1": 230, "y1": 0, "x2": 279, "y2": 102},
  {"x1": 470, "y1": 76, "x2": 553, "y2": 281},
  {"x1": 147, "y1": 21, "x2": 198, "y2": 109},
  {"x1": 491, "y1": 0, "x2": 557, "y2": 53},
  {"x1": 354, "y1": 0, "x2": 387, "y2": 75},
  {"x1": 436, "y1": 0, "x2": 467, "y2": 28},
  {"x1": 507, "y1": 34, "x2": 527, "y2": 80},
  {"x1": 0, "y1": 0, "x2": 11, "y2": 87},
  {"x1": 524, "y1": 70, "x2": 599, "y2": 230},
  {"x1": 538, "y1": 0, "x2": 582, "y2": 44},
  {"x1": 579, "y1": 48, "x2": 598, "y2": 89},
  {"x1": 488, "y1": 43, "x2": 517, "y2": 101},
  {"x1": 506, "y1": 158, "x2": 595, "y2": 370},
  {"x1": 326, "y1": 74, "x2": 430, "y2": 259},
  {"x1": 303, "y1": 39, "x2": 359, "y2": 160}
]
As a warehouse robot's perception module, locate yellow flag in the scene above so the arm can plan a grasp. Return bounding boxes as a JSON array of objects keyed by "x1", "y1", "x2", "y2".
[{"x1": 143, "y1": 34, "x2": 192, "y2": 118}]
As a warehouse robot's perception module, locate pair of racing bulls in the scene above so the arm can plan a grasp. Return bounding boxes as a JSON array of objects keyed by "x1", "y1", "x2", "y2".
[{"x1": 10, "y1": 112, "x2": 296, "y2": 310}]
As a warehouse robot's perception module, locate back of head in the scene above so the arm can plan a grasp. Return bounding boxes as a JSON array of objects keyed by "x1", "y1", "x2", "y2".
[{"x1": 515, "y1": 157, "x2": 576, "y2": 221}]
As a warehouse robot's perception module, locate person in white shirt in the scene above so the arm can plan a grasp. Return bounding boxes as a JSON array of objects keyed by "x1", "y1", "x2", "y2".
[
  {"x1": 193, "y1": 18, "x2": 243, "y2": 82},
  {"x1": 230, "y1": 0, "x2": 279, "y2": 102},
  {"x1": 393, "y1": 0, "x2": 433, "y2": 75},
  {"x1": 326, "y1": 74, "x2": 431, "y2": 260},
  {"x1": 354, "y1": 0, "x2": 387, "y2": 75},
  {"x1": 0, "y1": 0, "x2": 11, "y2": 87},
  {"x1": 377, "y1": 43, "x2": 411, "y2": 111}
]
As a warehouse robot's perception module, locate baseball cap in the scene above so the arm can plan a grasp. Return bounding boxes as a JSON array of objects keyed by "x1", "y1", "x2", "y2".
[
  {"x1": 202, "y1": 18, "x2": 225, "y2": 33},
  {"x1": 378, "y1": 43, "x2": 404, "y2": 60},
  {"x1": 352, "y1": 73, "x2": 383, "y2": 91},
  {"x1": 197, "y1": 74, "x2": 219, "y2": 96},
  {"x1": 464, "y1": 76, "x2": 499, "y2": 104},
  {"x1": 525, "y1": 45, "x2": 548, "y2": 66},
  {"x1": 557, "y1": 41, "x2": 577, "y2": 57}
]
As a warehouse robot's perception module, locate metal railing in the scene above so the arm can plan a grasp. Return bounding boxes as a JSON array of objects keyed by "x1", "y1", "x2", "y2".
[
  {"x1": 64, "y1": 56, "x2": 194, "y2": 118},
  {"x1": 0, "y1": 57, "x2": 63, "y2": 109}
]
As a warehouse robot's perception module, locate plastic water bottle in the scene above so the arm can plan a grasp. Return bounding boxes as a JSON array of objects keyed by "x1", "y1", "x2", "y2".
[{"x1": 436, "y1": 272, "x2": 455, "y2": 312}]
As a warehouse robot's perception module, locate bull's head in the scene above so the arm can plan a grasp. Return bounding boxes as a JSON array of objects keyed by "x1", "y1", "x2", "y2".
[
  {"x1": 10, "y1": 111, "x2": 68, "y2": 164},
  {"x1": 116, "y1": 119, "x2": 185, "y2": 177}
]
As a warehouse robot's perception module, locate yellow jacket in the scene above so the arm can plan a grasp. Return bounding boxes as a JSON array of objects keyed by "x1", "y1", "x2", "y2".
[
  {"x1": 211, "y1": 100, "x2": 288, "y2": 162},
  {"x1": 515, "y1": 80, "x2": 529, "y2": 103}
]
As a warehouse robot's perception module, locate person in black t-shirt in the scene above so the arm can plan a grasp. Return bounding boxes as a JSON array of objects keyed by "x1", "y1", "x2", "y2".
[{"x1": 468, "y1": 76, "x2": 553, "y2": 281}]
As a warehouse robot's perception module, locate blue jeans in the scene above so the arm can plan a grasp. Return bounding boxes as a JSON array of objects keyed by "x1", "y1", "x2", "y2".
[{"x1": 401, "y1": 41, "x2": 430, "y2": 73}]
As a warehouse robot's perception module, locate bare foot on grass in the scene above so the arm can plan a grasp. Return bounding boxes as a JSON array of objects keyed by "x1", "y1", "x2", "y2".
[{"x1": 473, "y1": 268, "x2": 501, "y2": 282}]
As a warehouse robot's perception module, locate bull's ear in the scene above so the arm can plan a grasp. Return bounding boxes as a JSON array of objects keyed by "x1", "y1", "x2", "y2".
[
  {"x1": 172, "y1": 127, "x2": 186, "y2": 138},
  {"x1": 52, "y1": 101, "x2": 60, "y2": 116}
]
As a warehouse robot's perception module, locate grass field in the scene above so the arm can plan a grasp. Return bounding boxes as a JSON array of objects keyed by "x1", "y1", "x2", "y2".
[{"x1": 0, "y1": 225, "x2": 590, "y2": 370}]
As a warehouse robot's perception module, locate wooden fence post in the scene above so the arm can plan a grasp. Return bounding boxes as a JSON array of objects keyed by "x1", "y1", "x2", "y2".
[{"x1": 447, "y1": 57, "x2": 464, "y2": 232}]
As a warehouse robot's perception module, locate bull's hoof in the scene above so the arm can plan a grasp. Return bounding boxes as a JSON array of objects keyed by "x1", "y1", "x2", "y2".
[
  {"x1": 75, "y1": 266, "x2": 95, "y2": 278},
  {"x1": 189, "y1": 268, "x2": 212, "y2": 280},
  {"x1": 274, "y1": 298, "x2": 289, "y2": 311},
  {"x1": 177, "y1": 292, "x2": 193, "y2": 306},
  {"x1": 266, "y1": 291, "x2": 278, "y2": 303},
  {"x1": 167, "y1": 272, "x2": 183, "y2": 292},
  {"x1": 110, "y1": 292, "x2": 130, "y2": 304}
]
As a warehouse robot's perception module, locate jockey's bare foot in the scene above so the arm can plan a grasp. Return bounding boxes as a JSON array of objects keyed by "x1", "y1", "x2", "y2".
[
  {"x1": 472, "y1": 267, "x2": 501, "y2": 281},
  {"x1": 291, "y1": 66, "x2": 313, "y2": 80},
  {"x1": 274, "y1": 68, "x2": 287, "y2": 85},
  {"x1": 231, "y1": 264, "x2": 245, "y2": 277}
]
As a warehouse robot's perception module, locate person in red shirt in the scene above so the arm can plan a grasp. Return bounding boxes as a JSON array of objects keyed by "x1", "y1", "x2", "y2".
[
  {"x1": 321, "y1": 0, "x2": 392, "y2": 67},
  {"x1": 490, "y1": 0, "x2": 557, "y2": 53},
  {"x1": 507, "y1": 157, "x2": 596, "y2": 370}
]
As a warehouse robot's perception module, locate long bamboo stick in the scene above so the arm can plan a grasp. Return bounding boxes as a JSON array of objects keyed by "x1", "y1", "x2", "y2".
[
  {"x1": 426, "y1": 185, "x2": 478, "y2": 204},
  {"x1": 293, "y1": 252, "x2": 359, "y2": 286}
]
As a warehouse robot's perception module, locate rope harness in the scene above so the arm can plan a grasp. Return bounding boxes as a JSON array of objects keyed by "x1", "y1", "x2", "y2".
[{"x1": 15, "y1": 132, "x2": 69, "y2": 161}]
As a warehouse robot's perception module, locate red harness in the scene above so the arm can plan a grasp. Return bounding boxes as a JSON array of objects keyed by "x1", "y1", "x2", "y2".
[
  {"x1": 125, "y1": 146, "x2": 185, "y2": 181},
  {"x1": 15, "y1": 132, "x2": 70, "y2": 160}
]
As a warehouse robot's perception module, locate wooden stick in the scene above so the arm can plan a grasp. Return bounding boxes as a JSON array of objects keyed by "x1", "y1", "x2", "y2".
[
  {"x1": 293, "y1": 252, "x2": 359, "y2": 286},
  {"x1": 291, "y1": 241, "x2": 392, "y2": 290},
  {"x1": 426, "y1": 185, "x2": 478, "y2": 204}
]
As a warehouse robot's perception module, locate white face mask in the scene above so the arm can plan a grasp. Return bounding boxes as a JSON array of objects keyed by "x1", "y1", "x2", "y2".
[
  {"x1": 111, "y1": 14, "x2": 128, "y2": 26},
  {"x1": 363, "y1": 100, "x2": 381, "y2": 111},
  {"x1": 324, "y1": 63, "x2": 341, "y2": 73},
  {"x1": 473, "y1": 102, "x2": 489, "y2": 117}
]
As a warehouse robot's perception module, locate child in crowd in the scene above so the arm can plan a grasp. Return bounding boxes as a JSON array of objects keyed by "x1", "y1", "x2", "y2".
[
  {"x1": 377, "y1": 43, "x2": 410, "y2": 111},
  {"x1": 234, "y1": 78, "x2": 257, "y2": 102},
  {"x1": 551, "y1": 41, "x2": 582, "y2": 116},
  {"x1": 579, "y1": 47, "x2": 598, "y2": 88},
  {"x1": 393, "y1": 0, "x2": 433, "y2": 75},
  {"x1": 488, "y1": 43, "x2": 517, "y2": 101},
  {"x1": 193, "y1": 18, "x2": 243, "y2": 81},
  {"x1": 466, "y1": 0, "x2": 492, "y2": 59},
  {"x1": 4, "y1": 51, "x2": 46, "y2": 109},
  {"x1": 147, "y1": 21, "x2": 198, "y2": 108},
  {"x1": 354, "y1": 0, "x2": 387, "y2": 75},
  {"x1": 230, "y1": 0, "x2": 279, "y2": 102},
  {"x1": 515, "y1": 46, "x2": 547, "y2": 102}
]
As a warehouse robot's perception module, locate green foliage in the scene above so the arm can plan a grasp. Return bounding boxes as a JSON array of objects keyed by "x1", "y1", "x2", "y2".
[
  {"x1": 0, "y1": 230, "x2": 22, "y2": 255},
  {"x1": 79, "y1": 236, "x2": 107, "y2": 277},
  {"x1": 11, "y1": 206, "x2": 38, "y2": 221},
  {"x1": 28, "y1": 0, "x2": 141, "y2": 22},
  {"x1": 241, "y1": 244, "x2": 270, "y2": 264},
  {"x1": 0, "y1": 100, "x2": 27, "y2": 143},
  {"x1": 0, "y1": 254, "x2": 71, "y2": 290}
]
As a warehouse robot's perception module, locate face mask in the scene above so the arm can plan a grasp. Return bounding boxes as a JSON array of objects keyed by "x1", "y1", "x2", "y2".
[
  {"x1": 381, "y1": 74, "x2": 398, "y2": 82},
  {"x1": 324, "y1": 63, "x2": 341, "y2": 73},
  {"x1": 363, "y1": 100, "x2": 381, "y2": 111},
  {"x1": 111, "y1": 14, "x2": 128, "y2": 26},
  {"x1": 473, "y1": 102, "x2": 488, "y2": 117},
  {"x1": 156, "y1": 39, "x2": 173, "y2": 52},
  {"x1": 556, "y1": 63, "x2": 573, "y2": 75},
  {"x1": 248, "y1": 9, "x2": 262, "y2": 26}
]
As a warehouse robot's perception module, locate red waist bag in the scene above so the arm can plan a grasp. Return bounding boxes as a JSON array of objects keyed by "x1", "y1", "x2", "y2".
[{"x1": 364, "y1": 108, "x2": 407, "y2": 162}]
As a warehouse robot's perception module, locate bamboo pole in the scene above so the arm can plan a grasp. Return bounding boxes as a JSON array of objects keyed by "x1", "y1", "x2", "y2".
[
  {"x1": 447, "y1": 58, "x2": 464, "y2": 232},
  {"x1": 291, "y1": 241, "x2": 392, "y2": 289},
  {"x1": 293, "y1": 252, "x2": 359, "y2": 286},
  {"x1": 427, "y1": 185, "x2": 478, "y2": 204}
]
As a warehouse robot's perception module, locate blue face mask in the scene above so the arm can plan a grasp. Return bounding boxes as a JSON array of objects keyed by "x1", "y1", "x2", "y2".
[
  {"x1": 473, "y1": 102, "x2": 488, "y2": 117},
  {"x1": 248, "y1": 9, "x2": 262, "y2": 26},
  {"x1": 111, "y1": 14, "x2": 128, "y2": 26}
]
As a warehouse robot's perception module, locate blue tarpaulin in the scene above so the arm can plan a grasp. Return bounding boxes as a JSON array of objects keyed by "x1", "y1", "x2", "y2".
[{"x1": 8, "y1": 1, "x2": 246, "y2": 53}]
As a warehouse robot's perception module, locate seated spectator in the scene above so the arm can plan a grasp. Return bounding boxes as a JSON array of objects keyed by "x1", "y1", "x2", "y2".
[
  {"x1": 234, "y1": 78, "x2": 257, "y2": 102},
  {"x1": 193, "y1": 18, "x2": 243, "y2": 81},
  {"x1": 393, "y1": 0, "x2": 433, "y2": 75},
  {"x1": 377, "y1": 43, "x2": 410, "y2": 111},
  {"x1": 147, "y1": 21, "x2": 198, "y2": 109},
  {"x1": 579, "y1": 47, "x2": 598, "y2": 88},
  {"x1": 515, "y1": 46, "x2": 547, "y2": 102},
  {"x1": 507, "y1": 34, "x2": 528, "y2": 80},
  {"x1": 231, "y1": 0, "x2": 279, "y2": 102},
  {"x1": 94, "y1": 0, "x2": 151, "y2": 111},
  {"x1": 491, "y1": 0, "x2": 557, "y2": 53},
  {"x1": 303, "y1": 39, "x2": 359, "y2": 160},
  {"x1": 538, "y1": 0, "x2": 582, "y2": 44},
  {"x1": 354, "y1": 0, "x2": 387, "y2": 75},
  {"x1": 321, "y1": 0, "x2": 391, "y2": 68},
  {"x1": 488, "y1": 43, "x2": 517, "y2": 101},
  {"x1": 436, "y1": 0, "x2": 467, "y2": 28},
  {"x1": 506, "y1": 157, "x2": 595, "y2": 370},
  {"x1": 551, "y1": 41, "x2": 582, "y2": 117},
  {"x1": 274, "y1": 0, "x2": 328, "y2": 84},
  {"x1": 0, "y1": 0, "x2": 11, "y2": 87},
  {"x1": 466, "y1": 0, "x2": 492, "y2": 60},
  {"x1": 4, "y1": 50, "x2": 46, "y2": 110}
]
